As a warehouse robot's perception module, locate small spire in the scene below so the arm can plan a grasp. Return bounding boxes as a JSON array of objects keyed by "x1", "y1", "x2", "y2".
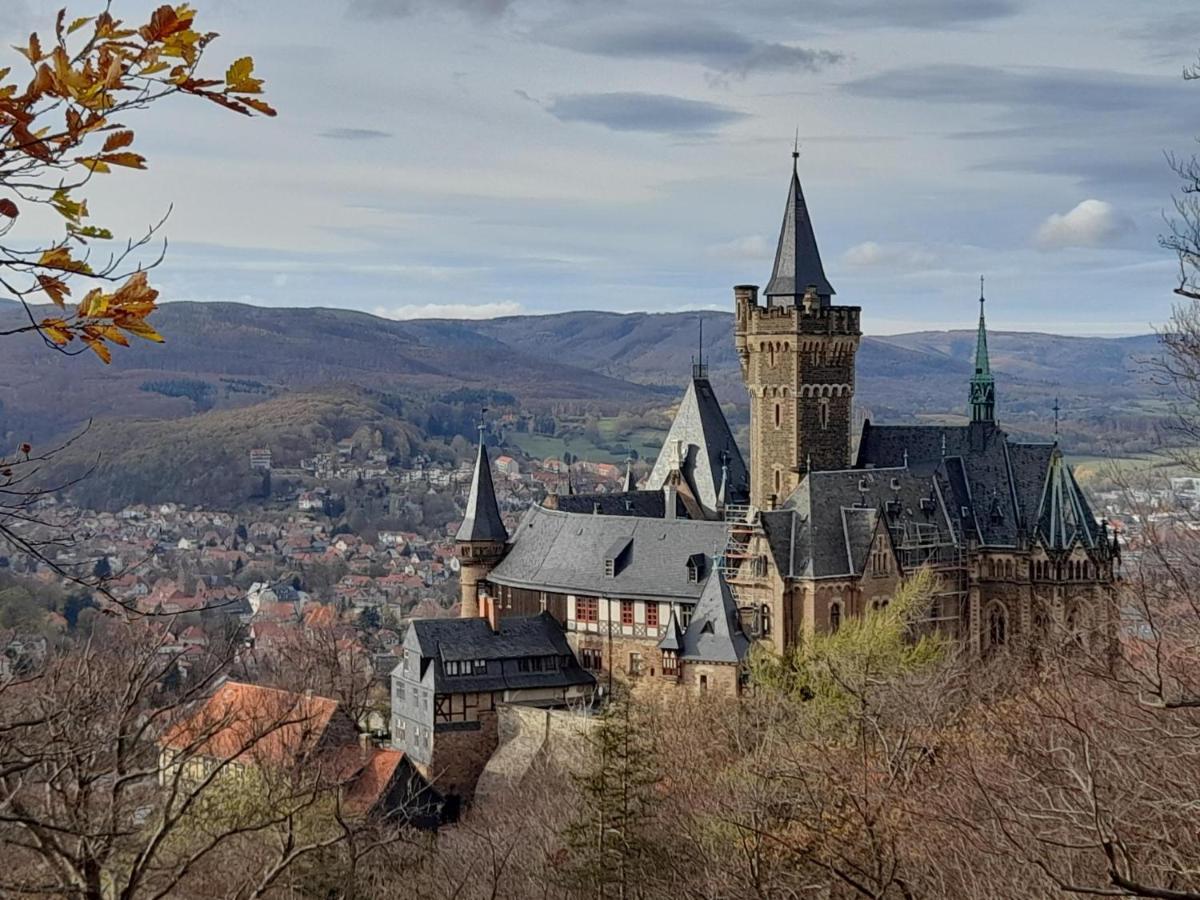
[
  {"x1": 793, "y1": 125, "x2": 800, "y2": 168},
  {"x1": 622, "y1": 452, "x2": 637, "y2": 492},
  {"x1": 1053, "y1": 397, "x2": 1061, "y2": 438},
  {"x1": 455, "y1": 413, "x2": 507, "y2": 544},
  {"x1": 969, "y1": 276, "x2": 995, "y2": 424}
]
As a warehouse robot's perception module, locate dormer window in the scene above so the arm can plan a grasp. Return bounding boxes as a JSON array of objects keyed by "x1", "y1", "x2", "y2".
[
  {"x1": 604, "y1": 559, "x2": 615, "y2": 577},
  {"x1": 687, "y1": 553, "x2": 706, "y2": 583},
  {"x1": 605, "y1": 537, "x2": 632, "y2": 578}
]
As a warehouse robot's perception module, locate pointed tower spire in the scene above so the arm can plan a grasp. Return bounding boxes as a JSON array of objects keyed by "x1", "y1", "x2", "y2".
[
  {"x1": 765, "y1": 146, "x2": 834, "y2": 307},
  {"x1": 969, "y1": 276, "x2": 996, "y2": 424},
  {"x1": 622, "y1": 453, "x2": 637, "y2": 492},
  {"x1": 455, "y1": 422, "x2": 508, "y2": 543}
]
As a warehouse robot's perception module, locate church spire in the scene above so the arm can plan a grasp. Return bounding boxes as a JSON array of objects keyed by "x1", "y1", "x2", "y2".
[
  {"x1": 455, "y1": 423, "x2": 508, "y2": 543},
  {"x1": 969, "y1": 276, "x2": 996, "y2": 424},
  {"x1": 764, "y1": 147, "x2": 834, "y2": 307}
]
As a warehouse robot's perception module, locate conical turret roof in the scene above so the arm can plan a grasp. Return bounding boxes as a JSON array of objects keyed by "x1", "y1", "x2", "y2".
[
  {"x1": 456, "y1": 432, "x2": 508, "y2": 543},
  {"x1": 681, "y1": 570, "x2": 750, "y2": 664},
  {"x1": 765, "y1": 152, "x2": 834, "y2": 305}
]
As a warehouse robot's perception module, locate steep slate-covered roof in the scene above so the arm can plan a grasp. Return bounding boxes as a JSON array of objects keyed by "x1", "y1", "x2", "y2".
[
  {"x1": 401, "y1": 612, "x2": 594, "y2": 695},
  {"x1": 645, "y1": 376, "x2": 749, "y2": 515},
  {"x1": 456, "y1": 436, "x2": 508, "y2": 543},
  {"x1": 765, "y1": 155, "x2": 835, "y2": 305},
  {"x1": 681, "y1": 572, "x2": 750, "y2": 664},
  {"x1": 657, "y1": 608, "x2": 685, "y2": 652},
  {"x1": 551, "y1": 490, "x2": 686, "y2": 519},
  {"x1": 854, "y1": 421, "x2": 1100, "y2": 551},
  {"x1": 761, "y1": 466, "x2": 957, "y2": 580},
  {"x1": 488, "y1": 505, "x2": 728, "y2": 602},
  {"x1": 1036, "y1": 449, "x2": 1103, "y2": 551}
]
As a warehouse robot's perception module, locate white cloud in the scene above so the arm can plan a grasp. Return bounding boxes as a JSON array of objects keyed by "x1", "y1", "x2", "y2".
[
  {"x1": 371, "y1": 301, "x2": 524, "y2": 320},
  {"x1": 707, "y1": 234, "x2": 772, "y2": 260},
  {"x1": 1034, "y1": 199, "x2": 1132, "y2": 250},
  {"x1": 842, "y1": 241, "x2": 938, "y2": 269}
]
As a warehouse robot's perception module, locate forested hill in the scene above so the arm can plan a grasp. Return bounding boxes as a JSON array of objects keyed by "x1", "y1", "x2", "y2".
[{"x1": 0, "y1": 300, "x2": 1166, "y2": 455}]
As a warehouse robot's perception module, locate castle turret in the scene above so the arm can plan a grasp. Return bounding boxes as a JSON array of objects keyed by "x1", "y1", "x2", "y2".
[
  {"x1": 969, "y1": 278, "x2": 996, "y2": 424},
  {"x1": 456, "y1": 426, "x2": 508, "y2": 618},
  {"x1": 735, "y1": 151, "x2": 862, "y2": 509}
]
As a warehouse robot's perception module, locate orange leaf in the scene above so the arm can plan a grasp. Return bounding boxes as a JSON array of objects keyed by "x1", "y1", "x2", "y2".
[
  {"x1": 99, "y1": 151, "x2": 146, "y2": 169},
  {"x1": 37, "y1": 274, "x2": 69, "y2": 307},
  {"x1": 238, "y1": 96, "x2": 276, "y2": 117},
  {"x1": 77, "y1": 287, "x2": 106, "y2": 317}
]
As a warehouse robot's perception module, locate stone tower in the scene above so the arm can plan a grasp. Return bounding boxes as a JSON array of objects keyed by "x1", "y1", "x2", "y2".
[
  {"x1": 734, "y1": 152, "x2": 862, "y2": 510},
  {"x1": 455, "y1": 426, "x2": 508, "y2": 618}
]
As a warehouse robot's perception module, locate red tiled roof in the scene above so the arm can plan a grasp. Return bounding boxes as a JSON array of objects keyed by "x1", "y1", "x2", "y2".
[{"x1": 342, "y1": 749, "x2": 405, "y2": 817}]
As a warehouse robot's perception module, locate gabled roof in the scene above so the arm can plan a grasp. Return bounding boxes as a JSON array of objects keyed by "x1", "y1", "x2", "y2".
[
  {"x1": 490, "y1": 505, "x2": 727, "y2": 601},
  {"x1": 456, "y1": 435, "x2": 507, "y2": 543},
  {"x1": 760, "y1": 467, "x2": 956, "y2": 579},
  {"x1": 765, "y1": 154, "x2": 835, "y2": 304},
  {"x1": 1036, "y1": 449, "x2": 1098, "y2": 552},
  {"x1": 681, "y1": 572, "x2": 749, "y2": 664},
  {"x1": 549, "y1": 490, "x2": 687, "y2": 518},
  {"x1": 645, "y1": 377, "x2": 749, "y2": 516},
  {"x1": 160, "y1": 681, "x2": 345, "y2": 767},
  {"x1": 399, "y1": 612, "x2": 595, "y2": 695}
]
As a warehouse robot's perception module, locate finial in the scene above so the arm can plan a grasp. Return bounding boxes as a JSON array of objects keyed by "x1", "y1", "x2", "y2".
[
  {"x1": 693, "y1": 315, "x2": 707, "y2": 379},
  {"x1": 1053, "y1": 397, "x2": 1061, "y2": 438},
  {"x1": 980, "y1": 274, "x2": 985, "y2": 303},
  {"x1": 477, "y1": 405, "x2": 489, "y2": 437},
  {"x1": 792, "y1": 126, "x2": 800, "y2": 171}
]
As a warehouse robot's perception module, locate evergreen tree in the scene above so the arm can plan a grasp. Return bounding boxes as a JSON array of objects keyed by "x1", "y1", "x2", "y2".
[{"x1": 562, "y1": 693, "x2": 661, "y2": 899}]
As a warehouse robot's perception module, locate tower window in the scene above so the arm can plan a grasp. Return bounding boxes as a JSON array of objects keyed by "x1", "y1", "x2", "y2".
[
  {"x1": 830, "y1": 602, "x2": 841, "y2": 633},
  {"x1": 819, "y1": 398, "x2": 830, "y2": 430},
  {"x1": 774, "y1": 403, "x2": 782, "y2": 429},
  {"x1": 774, "y1": 469, "x2": 782, "y2": 493}
]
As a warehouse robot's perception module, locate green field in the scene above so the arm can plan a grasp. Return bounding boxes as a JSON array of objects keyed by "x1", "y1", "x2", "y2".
[{"x1": 503, "y1": 418, "x2": 667, "y2": 465}]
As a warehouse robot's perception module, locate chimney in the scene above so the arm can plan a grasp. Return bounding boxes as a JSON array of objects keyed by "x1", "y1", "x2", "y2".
[
  {"x1": 483, "y1": 593, "x2": 501, "y2": 634},
  {"x1": 593, "y1": 501, "x2": 602, "y2": 515},
  {"x1": 664, "y1": 483, "x2": 677, "y2": 520}
]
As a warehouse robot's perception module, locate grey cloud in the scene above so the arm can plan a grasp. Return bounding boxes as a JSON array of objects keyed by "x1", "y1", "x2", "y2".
[
  {"x1": 346, "y1": 0, "x2": 513, "y2": 18},
  {"x1": 320, "y1": 127, "x2": 393, "y2": 140},
  {"x1": 538, "y1": 18, "x2": 841, "y2": 78},
  {"x1": 545, "y1": 92, "x2": 748, "y2": 134},
  {"x1": 787, "y1": 0, "x2": 1018, "y2": 27}
]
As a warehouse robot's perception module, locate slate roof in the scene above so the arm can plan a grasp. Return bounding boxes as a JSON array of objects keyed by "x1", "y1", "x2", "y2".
[
  {"x1": 1036, "y1": 449, "x2": 1104, "y2": 551},
  {"x1": 551, "y1": 490, "x2": 686, "y2": 519},
  {"x1": 681, "y1": 573, "x2": 750, "y2": 664},
  {"x1": 854, "y1": 420, "x2": 1102, "y2": 551},
  {"x1": 401, "y1": 612, "x2": 595, "y2": 695},
  {"x1": 761, "y1": 466, "x2": 956, "y2": 579},
  {"x1": 765, "y1": 156, "x2": 835, "y2": 304},
  {"x1": 657, "y1": 608, "x2": 684, "y2": 652},
  {"x1": 457, "y1": 437, "x2": 507, "y2": 543},
  {"x1": 488, "y1": 505, "x2": 728, "y2": 602},
  {"x1": 645, "y1": 376, "x2": 749, "y2": 516}
]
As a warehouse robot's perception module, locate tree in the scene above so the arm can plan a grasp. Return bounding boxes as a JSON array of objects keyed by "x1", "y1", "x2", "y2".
[{"x1": 0, "y1": 3, "x2": 273, "y2": 606}]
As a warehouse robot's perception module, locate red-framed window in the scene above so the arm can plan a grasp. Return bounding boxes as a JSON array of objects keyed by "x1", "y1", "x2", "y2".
[
  {"x1": 646, "y1": 602, "x2": 659, "y2": 629},
  {"x1": 620, "y1": 600, "x2": 634, "y2": 626},
  {"x1": 577, "y1": 596, "x2": 598, "y2": 623}
]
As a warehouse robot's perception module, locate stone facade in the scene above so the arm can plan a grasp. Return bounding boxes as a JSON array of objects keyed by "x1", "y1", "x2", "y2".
[{"x1": 735, "y1": 284, "x2": 861, "y2": 509}]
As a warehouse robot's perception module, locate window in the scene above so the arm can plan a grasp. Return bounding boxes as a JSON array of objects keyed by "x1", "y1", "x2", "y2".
[
  {"x1": 988, "y1": 603, "x2": 1007, "y2": 649},
  {"x1": 774, "y1": 469, "x2": 782, "y2": 494},
  {"x1": 819, "y1": 398, "x2": 829, "y2": 430},
  {"x1": 445, "y1": 660, "x2": 460, "y2": 676},
  {"x1": 473, "y1": 659, "x2": 487, "y2": 674},
  {"x1": 760, "y1": 603, "x2": 772, "y2": 636},
  {"x1": 628, "y1": 652, "x2": 643, "y2": 676},
  {"x1": 661, "y1": 649, "x2": 678, "y2": 676},
  {"x1": 646, "y1": 602, "x2": 659, "y2": 629},
  {"x1": 680, "y1": 607, "x2": 693, "y2": 629},
  {"x1": 577, "y1": 596, "x2": 599, "y2": 623},
  {"x1": 774, "y1": 403, "x2": 781, "y2": 428},
  {"x1": 394, "y1": 682, "x2": 405, "y2": 704},
  {"x1": 620, "y1": 600, "x2": 634, "y2": 626},
  {"x1": 699, "y1": 674, "x2": 708, "y2": 691},
  {"x1": 604, "y1": 559, "x2": 615, "y2": 577},
  {"x1": 830, "y1": 602, "x2": 841, "y2": 633},
  {"x1": 580, "y1": 647, "x2": 602, "y2": 671}
]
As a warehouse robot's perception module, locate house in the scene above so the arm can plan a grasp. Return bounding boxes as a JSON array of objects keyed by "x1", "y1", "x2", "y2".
[
  {"x1": 249, "y1": 448, "x2": 272, "y2": 470},
  {"x1": 493, "y1": 455, "x2": 520, "y2": 478},
  {"x1": 159, "y1": 681, "x2": 438, "y2": 825},
  {"x1": 390, "y1": 610, "x2": 595, "y2": 807}
]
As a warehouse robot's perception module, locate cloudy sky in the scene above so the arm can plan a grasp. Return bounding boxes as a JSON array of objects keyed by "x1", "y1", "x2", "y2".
[{"x1": 4, "y1": 0, "x2": 1199, "y2": 334}]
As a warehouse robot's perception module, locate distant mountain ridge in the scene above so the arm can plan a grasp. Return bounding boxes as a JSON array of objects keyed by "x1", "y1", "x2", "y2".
[{"x1": 0, "y1": 301, "x2": 1166, "y2": 455}]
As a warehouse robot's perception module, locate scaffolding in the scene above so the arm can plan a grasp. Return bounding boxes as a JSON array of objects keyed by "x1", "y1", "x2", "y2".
[{"x1": 892, "y1": 519, "x2": 969, "y2": 634}]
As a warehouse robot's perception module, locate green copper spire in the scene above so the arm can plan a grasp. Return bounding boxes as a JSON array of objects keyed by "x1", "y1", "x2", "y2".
[{"x1": 969, "y1": 276, "x2": 995, "y2": 424}]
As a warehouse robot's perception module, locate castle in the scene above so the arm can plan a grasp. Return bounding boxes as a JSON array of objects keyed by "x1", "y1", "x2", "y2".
[{"x1": 393, "y1": 153, "x2": 1119, "y2": 800}]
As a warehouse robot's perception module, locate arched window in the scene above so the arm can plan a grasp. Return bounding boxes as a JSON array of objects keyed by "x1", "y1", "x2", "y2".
[
  {"x1": 774, "y1": 469, "x2": 782, "y2": 494},
  {"x1": 760, "y1": 603, "x2": 772, "y2": 636},
  {"x1": 987, "y1": 602, "x2": 1008, "y2": 650},
  {"x1": 774, "y1": 403, "x2": 781, "y2": 428},
  {"x1": 819, "y1": 398, "x2": 830, "y2": 430},
  {"x1": 829, "y1": 602, "x2": 841, "y2": 633}
]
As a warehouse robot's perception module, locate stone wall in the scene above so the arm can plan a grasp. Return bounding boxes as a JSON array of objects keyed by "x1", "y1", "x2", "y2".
[
  {"x1": 474, "y1": 704, "x2": 597, "y2": 809},
  {"x1": 422, "y1": 712, "x2": 499, "y2": 803}
]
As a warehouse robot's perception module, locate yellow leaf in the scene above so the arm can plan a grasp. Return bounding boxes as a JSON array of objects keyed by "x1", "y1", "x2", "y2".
[
  {"x1": 98, "y1": 324, "x2": 129, "y2": 346},
  {"x1": 77, "y1": 287, "x2": 106, "y2": 318},
  {"x1": 117, "y1": 318, "x2": 163, "y2": 343},
  {"x1": 82, "y1": 335, "x2": 112, "y2": 363},
  {"x1": 67, "y1": 16, "x2": 92, "y2": 35},
  {"x1": 39, "y1": 317, "x2": 72, "y2": 345},
  {"x1": 225, "y1": 55, "x2": 253, "y2": 87},
  {"x1": 77, "y1": 156, "x2": 111, "y2": 174}
]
